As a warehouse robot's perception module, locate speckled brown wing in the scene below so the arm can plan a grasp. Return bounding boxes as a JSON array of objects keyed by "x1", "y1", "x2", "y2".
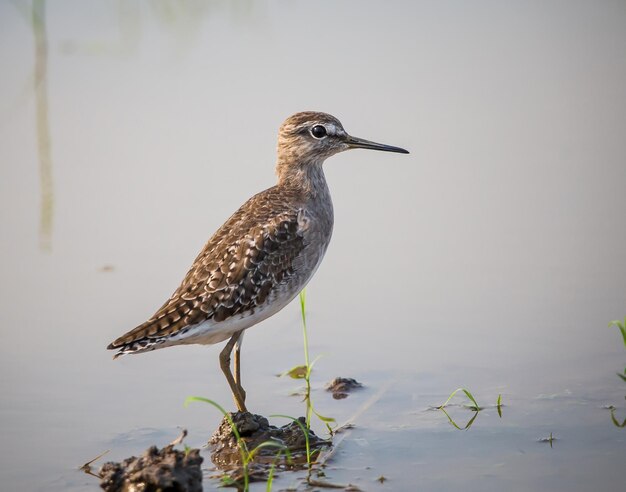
[{"x1": 108, "y1": 186, "x2": 306, "y2": 352}]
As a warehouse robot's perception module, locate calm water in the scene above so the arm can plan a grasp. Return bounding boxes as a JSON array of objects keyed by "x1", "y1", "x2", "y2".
[{"x1": 1, "y1": 1, "x2": 625, "y2": 491}]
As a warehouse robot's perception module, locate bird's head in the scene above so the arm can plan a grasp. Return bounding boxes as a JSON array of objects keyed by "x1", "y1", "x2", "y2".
[{"x1": 276, "y1": 111, "x2": 408, "y2": 184}]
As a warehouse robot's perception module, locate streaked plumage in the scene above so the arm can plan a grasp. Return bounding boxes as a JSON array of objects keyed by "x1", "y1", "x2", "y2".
[{"x1": 108, "y1": 111, "x2": 408, "y2": 411}]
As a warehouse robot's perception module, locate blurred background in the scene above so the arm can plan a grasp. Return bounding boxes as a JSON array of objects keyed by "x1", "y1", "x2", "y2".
[{"x1": 1, "y1": 1, "x2": 625, "y2": 490}]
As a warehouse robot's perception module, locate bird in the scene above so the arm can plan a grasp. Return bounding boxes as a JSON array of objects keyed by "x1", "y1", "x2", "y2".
[{"x1": 108, "y1": 111, "x2": 409, "y2": 412}]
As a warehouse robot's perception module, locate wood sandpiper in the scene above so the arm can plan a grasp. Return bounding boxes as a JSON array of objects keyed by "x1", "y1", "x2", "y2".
[{"x1": 108, "y1": 112, "x2": 409, "y2": 412}]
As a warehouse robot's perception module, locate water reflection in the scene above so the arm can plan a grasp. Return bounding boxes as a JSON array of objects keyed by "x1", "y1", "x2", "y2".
[
  {"x1": 59, "y1": 0, "x2": 257, "y2": 57},
  {"x1": 609, "y1": 406, "x2": 625, "y2": 428},
  {"x1": 538, "y1": 432, "x2": 557, "y2": 448},
  {"x1": 60, "y1": 0, "x2": 140, "y2": 56},
  {"x1": 149, "y1": 0, "x2": 213, "y2": 55},
  {"x1": 608, "y1": 367, "x2": 626, "y2": 428},
  {"x1": 439, "y1": 407, "x2": 480, "y2": 431},
  {"x1": 32, "y1": 0, "x2": 54, "y2": 251}
]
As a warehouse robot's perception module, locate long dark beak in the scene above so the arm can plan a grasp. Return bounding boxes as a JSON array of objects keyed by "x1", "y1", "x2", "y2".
[{"x1": 345, "y1": 134, "x2": 409, "y2": 154}]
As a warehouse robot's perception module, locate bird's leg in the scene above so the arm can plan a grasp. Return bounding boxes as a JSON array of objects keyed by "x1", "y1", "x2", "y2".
[
  {"x1": 219, "y1": 332, "x2": 247, "y2": 413},
  {"x1": 233, "y1": 331, "x2": 246, "y2": 403}
]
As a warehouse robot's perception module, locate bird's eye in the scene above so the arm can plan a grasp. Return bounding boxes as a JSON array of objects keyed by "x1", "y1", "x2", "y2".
[{"x1": 310, "y1": 125, "x2": 327, "y2": 139}]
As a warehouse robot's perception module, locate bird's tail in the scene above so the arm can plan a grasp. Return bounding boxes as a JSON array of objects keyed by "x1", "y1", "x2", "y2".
[{"x1": 107, "y1": 319, "x2": 169, "y2": 358}]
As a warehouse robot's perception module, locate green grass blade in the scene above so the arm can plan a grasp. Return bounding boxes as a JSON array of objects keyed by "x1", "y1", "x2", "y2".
[
  {"x1": 266, "y1": 462, "x2": 277, "y2": 492},
  {"x1": 608, "y1": 318, "x2": 626, "y2": 348},
  {"x1": 271, "y1": 414, "x2": 312, "y2": 467},
  {"x1": 184, "y1": 396, "x2": 243, "y2": 444},
  {"x1": 184, "y1": 395, "x2": 250, "y2": 487},
  {"x1": 312, "y1": 408, "x2": 336, "y2": 424},
  {"x1": 460, "y1": 388, "x2": 480, "y2": 410},
  {"x1": 247, "y1": 441, "x2": 287, "y2": 461},
  {"x1": 438, "y1": 387, "x2": 481, "y2": 410},
  {"x1": 300, "y1": 289, "x2": 309, "y2": 367},
  {"x1": 282, "y1": 365, "x2": 308, "y2": 379},
  {"x1": 438, "y1": 389, "x2": 460, "y2": 409}
]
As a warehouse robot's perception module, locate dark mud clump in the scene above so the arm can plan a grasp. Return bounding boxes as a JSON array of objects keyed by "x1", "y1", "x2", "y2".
[
  {"x1": 99, "y1": 444, "x2": 203, "y2": 492},
  {"x1": 326, "y1": 377, "x2": 363, "y2": 399},
  {"x1": 209, "y1": 411, "x2": 330, "y2": 468}
]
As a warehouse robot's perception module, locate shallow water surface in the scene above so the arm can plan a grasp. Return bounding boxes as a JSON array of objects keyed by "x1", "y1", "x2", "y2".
[{"x1": 1, "y1": 1, "x2": 625, "y2": 491}]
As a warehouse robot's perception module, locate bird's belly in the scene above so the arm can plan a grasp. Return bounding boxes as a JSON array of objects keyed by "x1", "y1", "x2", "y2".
[
  {"x1": 165, "y1": 296, "x2": 286, "y2": 345},
  {"x1": 167, "y1": 249, "x2": 328, "y2": 348},
  {"x1": 167, "y1": 278, "x2": 308, "y2": 346}
]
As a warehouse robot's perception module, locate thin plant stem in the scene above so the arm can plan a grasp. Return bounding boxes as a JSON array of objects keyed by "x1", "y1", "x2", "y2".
[
  {"x1": 184, "y1": 397, "x2": 250, "y2": 490},
  {"x1": 299, "y1": 290, "x2": 313, "y2": 431},
  {"x1": 300, "y1": 289, "x2": 310, "y2": 369},
  {"x1": 271, "y1": 414, "x2": 311, "y2": 468}
]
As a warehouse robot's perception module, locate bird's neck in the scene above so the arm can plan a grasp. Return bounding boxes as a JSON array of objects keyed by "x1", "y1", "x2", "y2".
[{"x1": 276, "y1": 158, "x2": 330, "y2": 199}]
